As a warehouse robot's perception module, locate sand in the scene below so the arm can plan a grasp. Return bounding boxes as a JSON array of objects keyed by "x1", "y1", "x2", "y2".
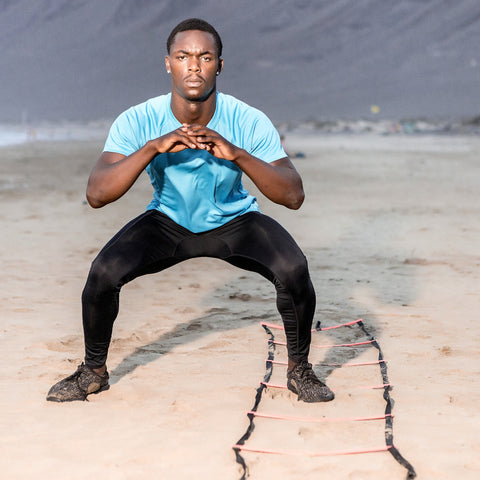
[{"x1": 0, "y1": 134, "x2": 479, "y2": 479}]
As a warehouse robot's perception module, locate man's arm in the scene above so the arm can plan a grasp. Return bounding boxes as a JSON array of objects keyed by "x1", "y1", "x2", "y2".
[
  {"x1": 182, "y1": 124, "x2": 305, "y2": 209},
  {"x1": 86, "y1": 127, "x2": 203, "y2": 208},
  {"x1": 233, "y1": 154, "x2": 304, "y2": 210}
]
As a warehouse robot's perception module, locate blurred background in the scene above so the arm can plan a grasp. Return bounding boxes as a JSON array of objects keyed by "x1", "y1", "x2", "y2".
[{"x1": 1, "y1": 0, "x2": 479, "y2": 129}]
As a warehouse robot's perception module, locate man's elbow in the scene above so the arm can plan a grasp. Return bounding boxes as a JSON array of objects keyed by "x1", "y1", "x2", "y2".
[
  {"x1": 86, "y1": 195, "x2": 104, "y2": 208},
  {"x1": 85, "y1": 188, "x2": 107, "y2": 209},
  {"x1": 286, "y1": 190, "x2": 305, "y2": 210}
]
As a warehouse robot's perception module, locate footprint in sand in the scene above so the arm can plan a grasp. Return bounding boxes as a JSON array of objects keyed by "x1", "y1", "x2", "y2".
[{"x1": 45, "y1": 335, "x2": 81, "y2": 352}]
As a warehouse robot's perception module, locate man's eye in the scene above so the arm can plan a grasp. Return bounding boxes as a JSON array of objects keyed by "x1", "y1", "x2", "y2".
[{"x1": 202, "y1": 56, "x2": 212, "y2": 62}]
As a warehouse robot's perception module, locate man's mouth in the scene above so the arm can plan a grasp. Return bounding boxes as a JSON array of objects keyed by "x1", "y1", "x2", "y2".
[{"x1": 185, "y1": 77, "x2": 204, "y2": 87}]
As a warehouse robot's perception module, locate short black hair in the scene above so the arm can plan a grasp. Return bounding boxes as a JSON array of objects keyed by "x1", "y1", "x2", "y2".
[{"x1": 166, "y1": 18, "x2": 223, "y2": 58}]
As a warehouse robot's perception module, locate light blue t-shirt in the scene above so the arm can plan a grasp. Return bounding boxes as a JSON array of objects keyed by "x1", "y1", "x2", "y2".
[{"x1": 103, "y1": 92, "x2": 286, "y2": 232}]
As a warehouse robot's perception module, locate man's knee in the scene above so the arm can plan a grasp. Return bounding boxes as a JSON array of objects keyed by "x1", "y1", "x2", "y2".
[
  {"x1": 275, "y1": 255, "x2": 313, "y2": 298},
  {"x1": 282, "y1": 253, "x2": 310, "y2": 282},
  {"x1": 83, "y1": 254, "x2": 123, "y2": 297}
]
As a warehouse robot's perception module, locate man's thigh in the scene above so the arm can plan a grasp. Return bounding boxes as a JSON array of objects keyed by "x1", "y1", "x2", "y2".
[
  {"x1": 93, "y1": 210, "x2": 190, "y2": 281},
  {"x1": 213, "y1": 212, "x2": 304, "y2": 257},
  {"x1": 209, "y1": 212, "x2": 309, "y2": 281}
]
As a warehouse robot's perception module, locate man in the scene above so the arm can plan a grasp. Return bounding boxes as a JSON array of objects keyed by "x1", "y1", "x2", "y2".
[{"x1": 47, "y1": 18, "x2": 334, "y2": 403}]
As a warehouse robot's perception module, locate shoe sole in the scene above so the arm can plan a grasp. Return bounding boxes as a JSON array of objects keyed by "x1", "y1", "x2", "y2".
[
  {"x1": 46, "y1": 384, "x2": 110, "y2": 403},
  {"x1": 287, "y1": 380, "x2": 334, "y2": 403}
]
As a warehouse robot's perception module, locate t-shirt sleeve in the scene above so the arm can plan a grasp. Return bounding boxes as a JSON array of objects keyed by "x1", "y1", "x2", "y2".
[
  {"x1": 103, "y1": 109, "x2": 141, "y2": 156},
  {"x1": 248, "y1": 111, "x2": 287, "y2": 164}
]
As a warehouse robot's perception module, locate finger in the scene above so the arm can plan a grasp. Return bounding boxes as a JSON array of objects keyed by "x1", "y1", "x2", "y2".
[
  {"x1": 172, "y1": 131, "x2": 201, "y2": 149},
  {"x1": 184, "y1": 125, "x2": 212, "y2": 136},
  {"x1": 168, "y1": 143, "x2": 189, "y2": 153},
  {"x1": 200, "y1": 142, "x2": 213, "y2": 152},
  {"x1": 183, "y1": 123, "x2": 205, "y2": 131},
  {"x1": 194, "y1": 134, "x2": 218, "y2": 144}
]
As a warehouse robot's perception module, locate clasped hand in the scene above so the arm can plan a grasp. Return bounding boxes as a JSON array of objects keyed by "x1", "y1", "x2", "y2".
[{"x1": 155, "y1": 124, "x2": 240, "y2": 161}]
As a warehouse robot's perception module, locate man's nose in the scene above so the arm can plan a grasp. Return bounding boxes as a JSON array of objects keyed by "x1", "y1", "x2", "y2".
[{"x1": 188, "y1": 58, "x2": 201, "y2": 71}]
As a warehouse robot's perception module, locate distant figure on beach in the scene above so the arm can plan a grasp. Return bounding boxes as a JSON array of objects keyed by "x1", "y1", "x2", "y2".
[
  {"x1": 280, "y1": 133, "x2": 306, "y2": 159},
  {"x1": 47, "y1": 18, "x2": 333, "y2": 404}
]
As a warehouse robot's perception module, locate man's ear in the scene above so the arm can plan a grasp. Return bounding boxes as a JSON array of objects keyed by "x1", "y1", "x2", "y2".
[
  {"x1": 165, "y1": 56, "x2": 171, "y2": 74},
  {"x1": 217, "y1": 58, "x2": 224, "y2": 75}
]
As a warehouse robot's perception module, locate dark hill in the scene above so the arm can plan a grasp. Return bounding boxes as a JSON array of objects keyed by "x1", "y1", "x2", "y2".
[{"x1": 1, "y1": 0, "x2": 479, "y2": 123}]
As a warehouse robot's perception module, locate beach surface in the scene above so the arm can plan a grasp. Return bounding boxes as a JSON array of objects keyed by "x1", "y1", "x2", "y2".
[{"x1": 0, "y1": 134, "x2": 479, "y2": 479}]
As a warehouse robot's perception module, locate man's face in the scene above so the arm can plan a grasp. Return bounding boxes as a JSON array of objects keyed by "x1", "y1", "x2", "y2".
[{"x1": 166, "y1": 30, "x2": 223, "y2": 103}]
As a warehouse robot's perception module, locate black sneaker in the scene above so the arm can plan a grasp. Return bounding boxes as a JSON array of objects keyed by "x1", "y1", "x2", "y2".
[
  {"x1": 46, "y1": 363, "x2": 109, "y2": 402},
  {"x1": 287, "y1": 361, "x2": 334, "y2": 402}
]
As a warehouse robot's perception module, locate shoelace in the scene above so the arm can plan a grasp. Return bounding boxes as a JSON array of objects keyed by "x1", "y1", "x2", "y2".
[{"x1": 297, "y1": 363, "x2": 326, "y2": 386}]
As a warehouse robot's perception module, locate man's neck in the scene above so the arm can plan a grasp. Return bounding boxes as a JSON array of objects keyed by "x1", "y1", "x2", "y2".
[{"x1": 170, "y1": 90, "x2": 217, "y2": 126}]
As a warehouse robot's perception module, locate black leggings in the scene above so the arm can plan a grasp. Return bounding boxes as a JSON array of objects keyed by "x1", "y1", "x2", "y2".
[{"x1": 82, "y1": 210, "x2": 315, "y2": 368}]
